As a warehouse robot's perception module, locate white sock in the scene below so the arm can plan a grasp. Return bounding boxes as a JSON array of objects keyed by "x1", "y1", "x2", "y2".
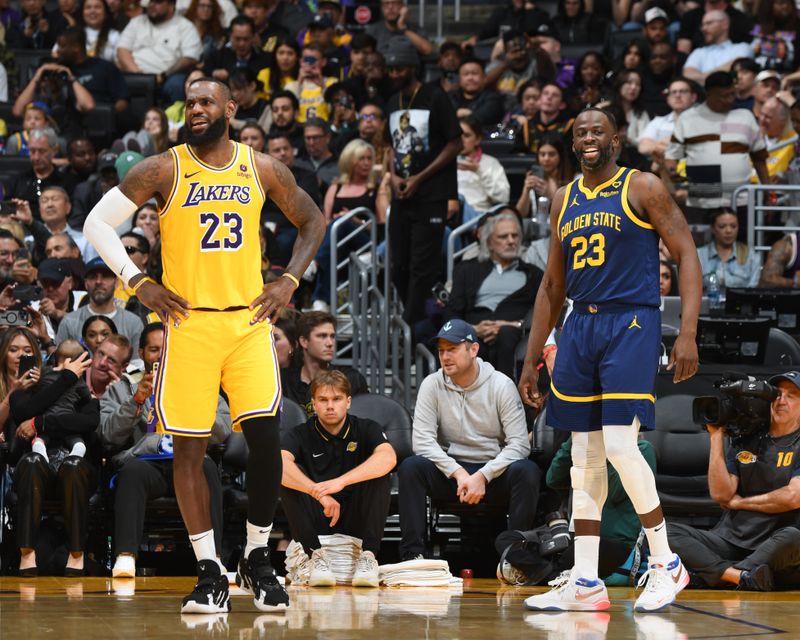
[
  {"x1": 31, "y1": 437, "x2": 48, "y2": 462},
  {"x1": 245, "y1": 521, "x2": 272, "y2": 559},
  {"x1": 69, "y1": 442, "x2": 86, "y2": 458},
  {"x1": 573, "y1": 536, "x2": 600, "y2": 581},
  {"x1": 188, "y1": 530, "x2": 216, "y2": 564},
  {"x1": 644, "y1": 520, "x2": 672, "y2": 561}
]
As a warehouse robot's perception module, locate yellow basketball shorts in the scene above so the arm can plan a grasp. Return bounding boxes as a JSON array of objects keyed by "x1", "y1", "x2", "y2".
[{"x1": 154, "y1": 308, "x2": 281, "y2": 436}]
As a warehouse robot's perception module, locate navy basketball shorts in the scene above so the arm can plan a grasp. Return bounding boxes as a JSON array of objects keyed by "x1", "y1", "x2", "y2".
[{"x1": 546, "y1": 304, "x2": 660, "y2": 432}]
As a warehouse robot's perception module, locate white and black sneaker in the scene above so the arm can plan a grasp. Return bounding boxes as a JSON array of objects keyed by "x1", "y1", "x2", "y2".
[
  {"x1": 181, "y1": 560, "x2": 231, "y2": 614},
  {"x1": 236, "y1": 546, "x2": 290, "y2": 612}
]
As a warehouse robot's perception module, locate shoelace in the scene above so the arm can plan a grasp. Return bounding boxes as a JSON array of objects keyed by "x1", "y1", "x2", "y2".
[
  {"x1": 356, "y1": 554, "x2": 375, "y2": 572},
  {"x1": 547, "y1": 570, "x2": 573, "y2": 591},
  {"x1": 637, "y1": 565, "x2": 670, "y2": 593}
]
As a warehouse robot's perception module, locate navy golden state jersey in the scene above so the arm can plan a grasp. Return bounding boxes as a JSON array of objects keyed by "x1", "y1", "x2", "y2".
[{"x1": 557, "y1": 167, "x2": 660, "y2": 306}]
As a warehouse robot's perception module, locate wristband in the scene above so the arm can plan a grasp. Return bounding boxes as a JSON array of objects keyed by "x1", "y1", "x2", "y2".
[
  {"x1": 542, "y1": 345, "x2": 557, "y2": 357},
  {"x1": 132, "y1": 276, "x2": 156, "y2": 292},
  {"x1": 281, "y1": 272, "x2": 300, "y2": 289}
]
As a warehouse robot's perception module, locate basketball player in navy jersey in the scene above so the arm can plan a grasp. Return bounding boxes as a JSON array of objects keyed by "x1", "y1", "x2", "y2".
[{"x1": 519, "y1": 108, "x2": 703, "y2": 612}]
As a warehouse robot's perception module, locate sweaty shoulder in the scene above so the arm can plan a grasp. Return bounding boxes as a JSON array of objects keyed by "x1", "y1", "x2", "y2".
[
  {"x1": 118, "y1": 150, "x2": 175, "y2": 207},
  {"x1": 627, "y1": 170, "x2": 666, "y2": 223}
]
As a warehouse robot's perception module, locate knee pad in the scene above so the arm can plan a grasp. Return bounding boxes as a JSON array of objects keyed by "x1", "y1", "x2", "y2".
[{"x1": 570, "y1": 465, "x2": 608, "y2": 521}]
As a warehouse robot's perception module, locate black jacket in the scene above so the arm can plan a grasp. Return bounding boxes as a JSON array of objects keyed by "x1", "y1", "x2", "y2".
[{"x1": 447, "y1": 258, "x2": 542, "y2": 324}]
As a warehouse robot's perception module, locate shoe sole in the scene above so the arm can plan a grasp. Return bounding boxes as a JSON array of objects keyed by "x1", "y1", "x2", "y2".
[
  {"x1": 112, "y1": 570, "x2": 135, "y2": 578},
  {"x1": 523, "y1": 598, "x2": 611, "y2": 612},
  {"x1": 634, "y1": 567, "x2": 691, "y2": 613},
  {"x1": 309, "y1": 579, "x2": 337, "y2": 587},
  {"x1": 180, "y1": 600, "x2": 231, "y2": 614},
  {"x1": 351, "y1": 578, "x2": 379, "y2": 588}
]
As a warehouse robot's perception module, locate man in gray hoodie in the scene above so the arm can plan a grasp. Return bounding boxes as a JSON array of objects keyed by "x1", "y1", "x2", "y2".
[{"x1": 397, "y1": 319, "x2": 540, "y2": 560}]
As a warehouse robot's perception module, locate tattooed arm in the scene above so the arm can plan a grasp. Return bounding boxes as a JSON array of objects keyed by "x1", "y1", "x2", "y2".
[
  {"x1": 759, "y1": 235, "x2": 796, "y2": 288},
  {"x1": 630, "y1": 171, "x2": 702, "y2": 382},
  {"x1": 249, "y1": 153, "x2": 326, "y2": 322}
]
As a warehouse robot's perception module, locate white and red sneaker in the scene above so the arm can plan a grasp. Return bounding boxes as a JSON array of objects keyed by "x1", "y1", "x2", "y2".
[
  {"x1": 523, "y1": 570, "x2": 611, "y2": 612},
  {"x1": 634, "y1": 554, "x2": 690, "y2": 612}
]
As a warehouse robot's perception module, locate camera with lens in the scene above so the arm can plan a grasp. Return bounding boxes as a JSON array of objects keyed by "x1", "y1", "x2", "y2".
[
  {"x1": 431, "y1": 281, "x2": 450, "y2": 305},
  {"x1": 42, "y1": 69, "x2": 69, "y2": 82},
  {"x1": 692, "y1": 373, "x2": 777, "y2": 439},
  {"x1": 337, "y1": 95, "x2": 354, "y2": 109},
  {"x1": 538, "y1": 511, "x2": 571, "y2": 557},
  {"x1": 0, "y1": 309, "x2": 29, "y2": 327}
]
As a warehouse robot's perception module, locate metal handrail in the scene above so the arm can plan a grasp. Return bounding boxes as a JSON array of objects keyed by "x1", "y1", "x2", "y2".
[
  {"x1": 445, "y1": 215, "x2": 482, "y2": 284},
  {"x1": 329, "y1": 207, "x2": 378, "y2": 315},
  {"x1": 730, "y1": 184, "x2": 800, "y2": 254}
]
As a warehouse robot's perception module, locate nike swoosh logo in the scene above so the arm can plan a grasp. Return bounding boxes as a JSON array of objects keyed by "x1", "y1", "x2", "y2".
[
  {"x1": 575, "y1": 586, "x2": 606, "y2": 601},
  {"x1": 184, "y1": 170, "x2": 201, "y2": 179},
  {"x1": 313, "y1": 453, "x2": 324, "y2": 458},
  {"x1": 654, "y1": 524, "x2": 665, "y2": 533}
]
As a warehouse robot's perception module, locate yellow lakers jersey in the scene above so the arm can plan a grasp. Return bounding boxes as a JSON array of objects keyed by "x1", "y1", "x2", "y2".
[{"x1": 160, "y1": 142, "x2": 266, "y2": 309}]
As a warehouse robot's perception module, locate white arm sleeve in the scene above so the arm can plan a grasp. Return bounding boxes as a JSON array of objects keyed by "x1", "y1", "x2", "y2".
[{"x1": 83, "y1": 186, "x2": 142, "y2": 287}]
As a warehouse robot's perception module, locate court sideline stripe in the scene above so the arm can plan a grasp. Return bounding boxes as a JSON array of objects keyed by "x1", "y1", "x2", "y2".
[{"x1": 672, "y1": 602, "x2": 787, "y2": 636}]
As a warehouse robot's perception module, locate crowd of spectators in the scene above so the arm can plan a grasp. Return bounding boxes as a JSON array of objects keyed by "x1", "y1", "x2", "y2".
[{"x1": 0, "y1": 0, "x2": 799, "y2": 586}]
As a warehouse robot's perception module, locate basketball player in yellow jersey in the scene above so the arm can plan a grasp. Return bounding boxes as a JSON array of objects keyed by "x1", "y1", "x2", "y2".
[{"x1": 84, "y1": 78, "x2": 326, "y2": 614}]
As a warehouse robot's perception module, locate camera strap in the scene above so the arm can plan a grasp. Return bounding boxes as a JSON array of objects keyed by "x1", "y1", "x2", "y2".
[{"x1": 628, "y1": 528, "x2": 646, "y2": 587}]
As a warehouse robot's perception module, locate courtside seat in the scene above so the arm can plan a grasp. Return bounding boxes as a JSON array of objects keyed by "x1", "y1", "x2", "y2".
[{"x1": 644, "y1": 394, "x2": 722, "y2": 526}]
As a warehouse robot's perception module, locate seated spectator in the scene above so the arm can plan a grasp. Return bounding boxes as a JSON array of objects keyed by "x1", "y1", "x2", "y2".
[
  {"x1": 61, "y1": 138, "x2": 99, "y2": 193},
  {"x1": 81, "y1": 315, "x2": 117, "y2": 355},
  {"x1": 241, "y1": 0, "x2": 289, "y2": 55},
  {"x1": 604, "y1": 69, "x2": 650, "y2": 147},
  {"x1": 5, "y1": 105, "x2": 52, "y2": 157},
  {"x1": 56, "y1": 257, "x2": 144, "y2": 349},
  {"x1": 122, "y1": 108, "x2": 171, "y2": 157},
  {"x1": 70, "y1": 152, "x2": 121, "y2": 229},
  {"x1": 760, "y1": 96, "x2": 797, "y2": 181},
  {"x1": 436, "y1": 41, "x2": 463, "y2": 95},
  {"x1": 516, "y1": 81, "x2": 574, "y2": 156},
  {"x1": 55, "y1": 26, "x2": 130, "y2": 118},
  {"x1": 669, "y1": 371, "x2": 800, "y2": 591},
  {"x1": 265, "y1": 89, "x2": 304, "y2": 153},
  {"x1": 36, "y1": 258, "x2": 85, "y2": 333},
  {"x1": 753, "y1": 69, "x2": 781, "y2": 120},
  {"x1": 230, "y1": 68, "x2": 269, "y2": 132},
  {"x1": 262, "y1": 132, "x2": 322, "y2": 267},
  {"x1": 280, "y1": 370, "x2": 396, "y2": 587},
  {"x1": 274, "y1": 315, "x2": 299, "y2": 370},
  {"x1": 114, "y1": 231, "x2": 151, "y2": 306},
  {"x1": 487, "y1": 29, "x2": 554, "y2": 113},
  {"x1": 305, "y1": 14, "x2": 348, "y2": 80},
  {"x1": 517, "y1": 133, "x2": 576, "y2": 212},
  {"x1": 565, "y1": 50, "x2": 609, "y2": 114},
  {"x1": 664, "y1": 72, "x2": 769, "y2": 214},
  {"x1": 751, "y1": 0, "x2": 799, "y2": 72},
  {"x1": 45, "y1": 232, "x2": 82, "y2": 261},
  {"x1": 5, "y1": 327, "x2": 99, "y2": 576},
  {"x1": 697, "y1": 210, "x2": 761, "y2": 290},
  {"x1": 80, "y1": 0, "x2": 122, "y2": 61},
  {"x1": 324, "y1": 82, "x2": 358, "y2": 138},
  {"x1": 365, "y1": 0, "x2": 432, "y2": 57},
  {"x1": 499, "y1": 433, "x2": 656, "y2": 586},
  {"x1": 299, "y1": 118, "x2": 339, "y2": 193},
  {"x1": 37, "y1": 186, "x2": 98, "y2": 261},
  {"x1": 238, "y1": 120, "x2": 267, "y2": 152},
  {"x1": 552, "y1": 0, "x2": 609, "y2": 46},
  {"x1": 116, "y1": 0, "x2": 202, "y2": 104},
  {"x1": 449, "y1": 58, "x2": 504, "y2": 126},
  {"x1": 397, "y1": 319, "x2": 539, "y2": 560},
  {"x1": 678, "y1": 0, "x2": 754, "y2": 54},
  {"x1": 456, "y1": 115, "x2": 510, "y2": 213},
  {"x1": 759, "y1": 230, "x2": 800, "y2": 287},
  {"x1": 310, "y1": 139, "x2": 389, "y2": 311},
  {"x1": 683, "y1": 10, "x2": 754, "y2": 85},
  {"x1": 6, "y1": 0, "x2": 64, "y2": 49},
  {"x1": 131, "y1": 202, "x2": 160, "y2": 249},
  {"x1": 733, "y1": 57, "x2": 760, "y2": 110},
  {"x1": 639, "y1": 78, "x2": 699, "y2": 166},
  {"x1": 447, "y1": 212, "x2": 542, "y2": 379},
  {"x1": 331, "y1": 102, "x2": 390, "y2": 167},
  {"x1": 642, "y1": 6, "x2": 670, "y2": 47},
  {"x1": 100, "y1": 323, "x2": 229, "y2": 577},
  {"x1": 642, "y1": 41, "x2": 680, "y2": 117},
  {"x1": 185, "y1": 0, "x2": 225, "y2": 62},
  {"x1": 203, "y1": 15, "x2": 272, "y2": 84},
  {"x1": 613, "y1": 39, "x2": 645, "y2": 76},
  {"x1": 285, "y1": 43, "x2": 338, "y2": 123},
  {"x1": 660, "y1": 259, "x2": 679, "y2": 296},
  {"x1": 7, "y1": 128, "x2": 80, "y2": 217},
  {"x1": 509, "y1": 80, "x2": 542, "y2": 132},
  {"x1": 532, "y1": 22, "x2": 576, "y2": 90},
  {"x1": 281, "y1": 311, "x2": 368, "y2": 416},
  {"x1": 0, "y1": 230, "x2": 33, "y2": 288}
]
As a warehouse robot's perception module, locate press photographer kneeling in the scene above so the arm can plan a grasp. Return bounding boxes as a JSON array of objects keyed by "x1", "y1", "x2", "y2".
[{"x1": 668, "y1": 372, "x2": 800, "y2": 591}]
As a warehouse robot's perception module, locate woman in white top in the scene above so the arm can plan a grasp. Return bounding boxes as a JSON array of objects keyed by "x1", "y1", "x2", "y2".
[
  {"x1": 457, "y1": 115, "x2": 511, "y2": 213},
  {"x1": 609, "y1": 68, "x2": 650, "y2": 146},
  {"x1": 81, "y1": 0, "x2": 120, "y2": 61}
]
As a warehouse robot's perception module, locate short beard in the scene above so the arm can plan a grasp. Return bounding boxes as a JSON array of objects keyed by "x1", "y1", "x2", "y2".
[
  {"x1": 185, "y1": 115, "x2": 228, "y2": 147},
  {"x1": 90, "y1": 289, "x2": 114, "y2": 307},
  {"x1": 147, "y1": 12, "x2": 167, "y2": 24},
  {"x1": 576, "y1": 142, "x2": 615, "y2": 170}
]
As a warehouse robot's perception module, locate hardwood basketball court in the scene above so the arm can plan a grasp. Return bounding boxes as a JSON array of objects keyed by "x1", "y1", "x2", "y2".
[{"x1": 0, "y1": 577, "x2": 794, "y2": 638}]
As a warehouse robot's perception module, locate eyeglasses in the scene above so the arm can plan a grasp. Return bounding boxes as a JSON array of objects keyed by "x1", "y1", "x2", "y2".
[
  {"x1": 667, "y1": 88, "x2": 691, "y2": 96},
  {"x1": 359, "y1": 113, "x2": 382, "y2": 121},
  {"x1": 124, "y1": 245, "x2": 145, "y2": 255},
  {"x1": 304, "y1": 134, "x2": 326, "y2": 142}
]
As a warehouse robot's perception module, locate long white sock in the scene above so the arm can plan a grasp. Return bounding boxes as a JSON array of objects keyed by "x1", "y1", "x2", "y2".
[
  {"x1": 644, "y1": 521, "x2": 672, "y2": 561},
  {"x1": 245, "y1": 521, "x2": 272, "y2": 559},
  {"x1": 573, "y1": 536, "x2": 600, "y2": 581},
  {"x1": 189, "y1": 530, "x2": 216, "y2": 563}
]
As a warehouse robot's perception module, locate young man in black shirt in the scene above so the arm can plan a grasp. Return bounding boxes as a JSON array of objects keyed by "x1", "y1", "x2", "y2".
[
  {"x1": 668, "y1": 371, "x2": 800, "y2": 591},
  {"x1": 385, "y1": 37, "x2": 462, "y2": 325},
  {"x1": 280, "y1": 311, "x2": 368, "y2": 415},
  {"x1": 280, "y1": 370, "x2": 396, "y2": 587}
]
